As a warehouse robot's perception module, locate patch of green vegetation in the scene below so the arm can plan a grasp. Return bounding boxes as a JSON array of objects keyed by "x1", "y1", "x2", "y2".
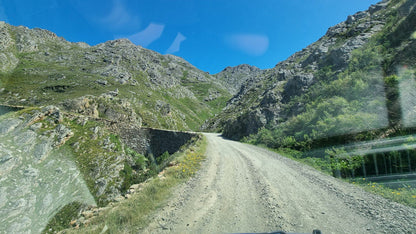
[
  {"x1": 42, "y1": 202, "x2": 85, "y2": 234},
  {"x1": 108, "y1": 134, "x2": 122, "y2": 152},
  {"x1": 0, "y1": 57, "x2": 109, "y2": 106},
  {"x1": 162, "y1": 95, "x2": 210, "y2": 130},
  {"x1": 119, "y1": 148, "x2": 150, "y2": 193},
  {"x1": 119, "y1": 162, "x2": 135, "y2": 193},
  {"x1": 324, "y1": 147, "x2": 364, "y2": 178},
  {"x1": 156, "y1": 151, "x2": 170, "y2": 164},
  {"x1": 206, "y1": 95, "x2": 229, "y2": 110},
  {"x1": 126, "y1": 147, "x2": 148, "y2": 170},
  {"x1": 184, "y1": 82, "x2": 211, "y2": 97},
  {"x1": 181, "y1": 69, "x2": 189, "y2": 80},
  {"x1": 65, "y1": 119, "x2": 123, "y2": 206}
]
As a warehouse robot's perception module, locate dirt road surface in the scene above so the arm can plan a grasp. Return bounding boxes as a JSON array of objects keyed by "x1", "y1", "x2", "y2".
[{"x1": 143, "y1": 133, "x2": 416, "y2": 233}]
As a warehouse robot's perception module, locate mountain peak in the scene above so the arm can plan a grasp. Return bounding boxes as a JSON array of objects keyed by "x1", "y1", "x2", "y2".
[
  {"x1": 215, "y1": 64, "x2": 262, "y2": 95},
  {"x1": 103, "y1": 38, "x2": 136, "y2": 47},
  {"x1": 221, "y1": 64, "x2": 260, "y2": 73}
]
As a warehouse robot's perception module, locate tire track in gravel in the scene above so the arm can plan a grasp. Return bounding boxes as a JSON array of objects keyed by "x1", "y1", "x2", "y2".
[{"x1": 143, "y1": 133, "x2": 416, "y2": 234}]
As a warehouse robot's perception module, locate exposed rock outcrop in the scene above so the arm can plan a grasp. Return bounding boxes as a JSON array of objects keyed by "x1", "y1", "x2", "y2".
[
  {"x1": 0, "y1": 22, "x2": 19, "y2": 72},
  {"x1": 215, "y1": 64, "x2": 262, "y2": 95}
]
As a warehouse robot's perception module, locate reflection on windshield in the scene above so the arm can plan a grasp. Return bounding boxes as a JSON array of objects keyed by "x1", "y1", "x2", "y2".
[
  {"x1": 399, "y1": 66, "x2": 416, "y2": 127},
  {"x1": 0, "y1": 113, "x2": 95, "y2": 233}
]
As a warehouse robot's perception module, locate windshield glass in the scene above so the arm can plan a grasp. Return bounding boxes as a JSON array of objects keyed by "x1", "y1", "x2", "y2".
[{"x1": 0, "y1": 0, "x2": 415, "y2": 233}]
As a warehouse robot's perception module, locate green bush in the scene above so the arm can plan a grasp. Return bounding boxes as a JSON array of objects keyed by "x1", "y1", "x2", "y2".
[
  {"x1": 126, "y1": 147, "x2": 148, "y2": 170},
  {"x1": 42, "y1": 202, "x2": 85, "y2": 234},
  {"x1": 120, "y1": 162, "x2": 134, "y2": 193},
  {"x1": 325, "y1": 147, "x2": 364, "y2": 178},
  {"x1": 157, "y1": 151, "x2": 170, "y2": 164}
]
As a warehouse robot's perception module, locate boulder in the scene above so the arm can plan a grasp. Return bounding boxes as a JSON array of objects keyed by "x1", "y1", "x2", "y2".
[
  {"x1": 282, "y1": 73, "x2": 314, "y2": 103},
  {"x1": 62, "y1": 97, "x2": 99, "y2": 118},
  {"x1": 54, "y1": 124, "x2": 73, "y2": 147}
]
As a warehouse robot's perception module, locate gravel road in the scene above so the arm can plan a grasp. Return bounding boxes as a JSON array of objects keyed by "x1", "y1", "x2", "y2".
[{"x1": 143, "y1": 133, "x2": 416, "y2": 233}]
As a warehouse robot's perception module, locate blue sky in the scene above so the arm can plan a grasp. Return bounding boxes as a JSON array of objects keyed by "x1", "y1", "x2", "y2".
[{"x1": 0, "y1": 0, "x2": 380, "y2": 73}]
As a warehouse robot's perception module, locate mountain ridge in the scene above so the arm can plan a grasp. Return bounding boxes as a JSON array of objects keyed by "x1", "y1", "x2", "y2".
[{"x1": 0, "y1": 22, "x2": 233, "y2": 131}]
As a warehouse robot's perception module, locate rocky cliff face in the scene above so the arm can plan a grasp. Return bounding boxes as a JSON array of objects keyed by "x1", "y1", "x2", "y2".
[
  {"x1": 214, "y1": 64, "x2": 262, "y2": 95},
  {"x1": 204, "y1": 0, "x2": 416, "y2": 140}
]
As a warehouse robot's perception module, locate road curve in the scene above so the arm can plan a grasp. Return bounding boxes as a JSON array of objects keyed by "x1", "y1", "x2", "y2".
[{"x1": 143, "y1": 133, "x2": 416, "y2": 234}]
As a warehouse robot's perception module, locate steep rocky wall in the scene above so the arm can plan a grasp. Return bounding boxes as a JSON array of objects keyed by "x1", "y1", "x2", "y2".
[
  {"x1": 148, "y1": 129, "x2": 196, "y2": 157},
  {"x1": 117, "y1": 127, "x2": 197, "y2": 158}
]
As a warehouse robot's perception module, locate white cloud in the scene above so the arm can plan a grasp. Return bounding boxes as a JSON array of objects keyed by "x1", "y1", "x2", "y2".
[
  {"x1": 100, "y1": 0, "x2": 140, "y2": 30},
  {"x1": 128, "y1": 23, "x2": 165, "y2": 47},
  {"x1": 225, "y1": 34, "x2": 269, "y2": 56},
  {"x1": 166, "y1": 32, "x2": 186, "y2": 54}
]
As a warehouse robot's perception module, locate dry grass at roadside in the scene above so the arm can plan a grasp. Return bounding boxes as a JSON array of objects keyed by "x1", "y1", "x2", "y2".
[
  {"x1": 61, "y1": 135, "x2": 207, "y2": 234},
  {"x1": 351, "y1": 179, "x2": 416, "y2": 209}
]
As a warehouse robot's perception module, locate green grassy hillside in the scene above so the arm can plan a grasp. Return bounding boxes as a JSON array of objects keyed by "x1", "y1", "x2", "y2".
[{"x1": 0, "y1": 24, "x2": 231, "y2": 131}]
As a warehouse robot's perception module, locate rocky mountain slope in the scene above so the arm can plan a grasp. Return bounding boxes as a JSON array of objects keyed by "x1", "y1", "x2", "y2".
[
  {"x1": 214, "y1": 64, "x2": 261, "y2": 95},
  {"x1": 0, "y1": 22, "x2": 231, "y2": 131},
  {"x1": 204, "y1": 0, "x2": 416, "y2": 143}
]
